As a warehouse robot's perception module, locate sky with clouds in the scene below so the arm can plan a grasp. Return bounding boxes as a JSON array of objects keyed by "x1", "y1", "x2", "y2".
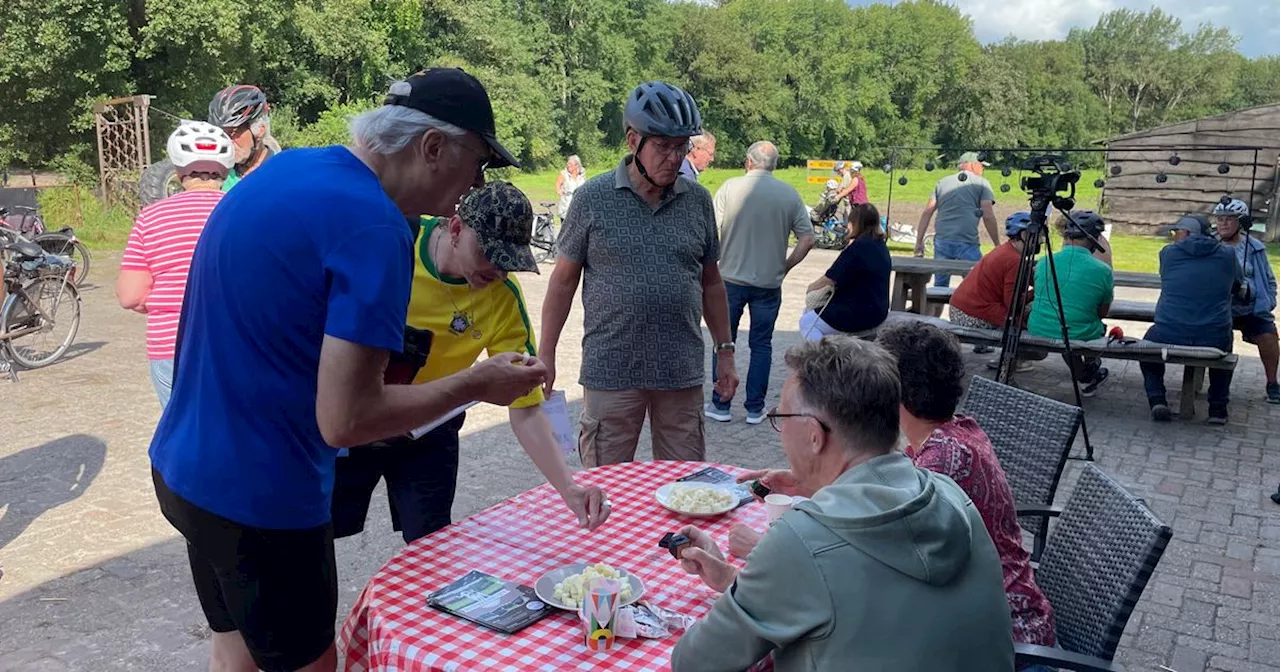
[{"x1": 847, "y1": 0, "x2": 1280, "y2": 58}]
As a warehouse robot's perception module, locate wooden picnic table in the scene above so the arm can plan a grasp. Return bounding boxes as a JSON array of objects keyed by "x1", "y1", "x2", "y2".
[
  {"x1": 890, "y1": 256, "x2": 975, "y2": 314},
  {"x1": 891, "y1": 256, "x2": 1161, "y2": 314}
]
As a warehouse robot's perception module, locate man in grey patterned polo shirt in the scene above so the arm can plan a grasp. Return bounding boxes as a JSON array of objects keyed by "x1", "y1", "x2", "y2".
[{"x1": 540, "y1": 81, "x2": 739, "y2": 466}]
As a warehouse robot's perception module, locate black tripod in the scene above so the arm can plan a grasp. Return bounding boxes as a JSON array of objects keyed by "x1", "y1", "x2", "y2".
[{"x1": 994, "y1": 160, "x2": 1099, "y2": 460}]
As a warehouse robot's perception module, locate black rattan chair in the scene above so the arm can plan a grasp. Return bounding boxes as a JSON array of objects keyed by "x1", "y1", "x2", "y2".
[
  {"x1": 958, "y1": 375, "x2": 1082, "y2": 559},
  {"x1": 1016, "y1": 465, "x2": 1173, "y2": 671}
]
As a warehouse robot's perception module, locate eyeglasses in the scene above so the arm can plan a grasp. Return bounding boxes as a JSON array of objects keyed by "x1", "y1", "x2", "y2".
[
  {"x1": 766, "y1": 407, "x2": 831, "y2": 433},
  {"x1": 646, "y1": 138, "x2": 692, "y2": 157},
  {"x1": 452, "y1": 137, "x2": 492, "y2": 183}
]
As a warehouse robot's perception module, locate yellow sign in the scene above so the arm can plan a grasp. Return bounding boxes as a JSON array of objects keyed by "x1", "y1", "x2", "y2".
[{"x1": 807, "y1": 159, "x2": 843, "y2": 183}]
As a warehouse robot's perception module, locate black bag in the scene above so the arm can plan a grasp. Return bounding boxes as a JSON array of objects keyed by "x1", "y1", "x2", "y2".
[{"x1": 384, "y1": 326, "x2": 433, "y2": 385}]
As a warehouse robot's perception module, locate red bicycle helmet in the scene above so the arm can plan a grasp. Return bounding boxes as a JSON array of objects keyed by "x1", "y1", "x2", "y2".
[{"x1": 208, "y1": 85, "x2": 269, "y2": 129}]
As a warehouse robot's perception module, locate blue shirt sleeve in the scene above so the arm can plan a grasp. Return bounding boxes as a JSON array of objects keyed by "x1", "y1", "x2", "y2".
[{"x1": 323, "y1": 223, "x2": 413, "y2": 352}]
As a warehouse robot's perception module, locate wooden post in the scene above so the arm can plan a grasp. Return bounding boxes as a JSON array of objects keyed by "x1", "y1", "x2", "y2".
[
  {"x1": 1180, "y1": 366, "x2": 1205, "y2": 420},
  {"x1": 73, "y1": 184, "x2": 83, "y2": 229},
  {"x1": 1268, "y1": 156, "x2": 1280, "y2": 243},
  {"x1": 93, "y1": 101, "x2": 109, "y2": 208},
  {"x1": 910, "y1": 276, "x2": 929, "y2": 315}
]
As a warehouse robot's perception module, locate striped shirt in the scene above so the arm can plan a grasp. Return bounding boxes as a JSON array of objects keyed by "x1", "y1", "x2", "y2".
[{"x1": 120, "y1": 190, "x2": 224, "y2": 360}]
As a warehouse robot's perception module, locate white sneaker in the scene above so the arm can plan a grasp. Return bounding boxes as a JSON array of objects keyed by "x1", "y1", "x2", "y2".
[
  {"x1": 704, "y1": 404, "x2": 732, "y2": 422},
  {"x1": 746, "y1": 410, "x2": 767, "y2": 425}
]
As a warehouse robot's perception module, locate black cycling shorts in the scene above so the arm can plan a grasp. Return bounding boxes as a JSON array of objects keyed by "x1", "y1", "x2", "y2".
[
  {"x1": 152, "y1": 469, "x2": 337, "y2": 672},
  {"x1": 331, "y1": 414, "x2": 464, "y2": 543}
]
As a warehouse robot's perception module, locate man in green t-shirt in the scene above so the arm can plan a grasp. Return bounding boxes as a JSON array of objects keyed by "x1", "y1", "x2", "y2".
[
  {"x1": 1027, "y1": 210, "x2": 1113, "y2": 396},
  {"x1": 207, "y1": 84, "x2": 276, "y2": 191}
]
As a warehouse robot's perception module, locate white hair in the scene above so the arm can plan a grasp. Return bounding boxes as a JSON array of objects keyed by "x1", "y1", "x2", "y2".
[
  {"x1": 349, "y1": 105, "x2": 467, "y2": 155},
  {"x1": 567, "y1": 154, "x2": 582, "y2": 168},
  {"x1": 746, "y1": 141, "x2": 778, "y2": 171}
]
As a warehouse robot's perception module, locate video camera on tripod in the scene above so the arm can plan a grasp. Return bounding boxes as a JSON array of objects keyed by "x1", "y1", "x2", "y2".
[
  {"x1": 994, "y1": 154, "x2": 1099, "y2": 459},
  {"x1": 1020, "y1": 155, "x2": 1081, "y2": 215}
]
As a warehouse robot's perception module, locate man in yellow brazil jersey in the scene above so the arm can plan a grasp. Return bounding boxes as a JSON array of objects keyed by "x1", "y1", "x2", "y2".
[{"x1": 331, "y1": 181, "x2": 610, "y2": 543}]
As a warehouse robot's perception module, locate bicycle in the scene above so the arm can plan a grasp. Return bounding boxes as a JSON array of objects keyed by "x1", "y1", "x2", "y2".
[
  {"x1": 886, "y1": 220, "x2": 934, "y2": 256},
  {"x1": 0, "y1": 230, "x2": 82, "y2": 379},
  {"x1": 530, "y1": 201, "x2": 558, "y2": 264},
  {"x1": 33, "y1": 229, "x2": 91, "y2": 287},
  {"x1": 0, "y1": 205, "x2": 91, "y2": 287}
]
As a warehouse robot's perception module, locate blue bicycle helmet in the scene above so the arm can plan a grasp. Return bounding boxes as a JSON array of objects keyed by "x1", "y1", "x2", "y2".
[
  {"x1": 623, "y1": 82, "x2": 702, "y2": 138},
  {"x1": 1005, "y1": 211, "x2": 1033, "y2": 237}
]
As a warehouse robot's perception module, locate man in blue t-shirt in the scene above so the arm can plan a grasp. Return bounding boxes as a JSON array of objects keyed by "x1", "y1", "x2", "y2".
[{"x1": 149, "y1": 69, "x2": 546, "y2": 672}]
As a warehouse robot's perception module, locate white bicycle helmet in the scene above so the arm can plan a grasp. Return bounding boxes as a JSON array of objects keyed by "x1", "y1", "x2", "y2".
[
  {"x1": 167, "y1": 120, "x2": 235, "y2": 175},
  {"x1": 850, "y1": 161, "x2": 863, "y2": 172},
  {"x1": 824, "y1": 178, "x2": 839, "y2": 190},
  {"x1": 1213, "y1": 198, "x2": 1250, "y2": 218}
]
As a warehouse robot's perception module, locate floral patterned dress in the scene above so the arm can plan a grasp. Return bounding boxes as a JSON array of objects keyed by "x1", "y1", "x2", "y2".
[{"x1": 908, "y1": 416, "x2": 1057, "y2": 646}]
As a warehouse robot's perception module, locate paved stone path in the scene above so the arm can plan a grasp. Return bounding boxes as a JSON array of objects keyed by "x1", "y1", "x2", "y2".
[{"x1": 1, "y1": 249, "x2": 1278, "y2": 671}]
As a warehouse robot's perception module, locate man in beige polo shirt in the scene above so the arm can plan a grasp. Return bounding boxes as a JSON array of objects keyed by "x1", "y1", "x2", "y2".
[{"x1": 706, "y1": 141, "x2": 815, "y2": 425}]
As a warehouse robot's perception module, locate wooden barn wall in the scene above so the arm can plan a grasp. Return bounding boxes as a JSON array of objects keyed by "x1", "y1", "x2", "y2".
[{"x1": 1103, "y1": 105, "x2": 1280, "y2": 238}]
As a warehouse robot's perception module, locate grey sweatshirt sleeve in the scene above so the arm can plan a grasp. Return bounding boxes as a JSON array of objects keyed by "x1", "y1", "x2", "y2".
[{"x1": 670, "y1": 520, "x2": 833, "y2": 672}]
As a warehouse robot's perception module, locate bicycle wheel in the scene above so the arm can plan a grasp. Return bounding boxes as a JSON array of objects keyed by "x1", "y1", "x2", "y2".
[
  {"x1": 531, "y1": 222, "x2": 557, "y2": 263},
  {"x1": 1, "y1": 277, "x2": 81, "y2": 369},
  {"x1": 34, "y1": 234, "x2": 91, "y2": 287}
]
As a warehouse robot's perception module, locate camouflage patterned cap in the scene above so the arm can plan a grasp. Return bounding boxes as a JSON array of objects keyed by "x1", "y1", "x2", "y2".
[{"x1": 457, "y1": 181, "x2": 539, "y2": 274}]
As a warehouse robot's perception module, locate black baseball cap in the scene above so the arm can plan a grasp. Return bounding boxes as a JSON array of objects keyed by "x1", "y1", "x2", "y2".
[{"x1": 384, "y1": 68, "x2": 520, "y2": 169}]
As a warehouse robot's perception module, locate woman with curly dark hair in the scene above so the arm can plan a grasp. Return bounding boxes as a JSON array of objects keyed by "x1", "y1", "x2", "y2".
[
  {"x1": 876, "y1": 320, "x2": 1057, "y2": 655},
  {"x1": 798, "y1": 203, "x2": 891, "y2": 340}
]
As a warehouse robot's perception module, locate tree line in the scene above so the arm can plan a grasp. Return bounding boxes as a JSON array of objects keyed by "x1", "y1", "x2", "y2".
[{"x1": 2, "y1": 0, "x2": 1278, "y2": 175}]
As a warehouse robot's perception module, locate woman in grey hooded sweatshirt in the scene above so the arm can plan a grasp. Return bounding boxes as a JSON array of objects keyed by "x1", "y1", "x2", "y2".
[{"x1": 670, "y1": 336, "x2": 1014, "y2": 672}]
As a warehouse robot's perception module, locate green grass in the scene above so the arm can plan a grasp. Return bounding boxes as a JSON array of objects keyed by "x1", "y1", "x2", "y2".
[
  {"x1": 37, "y1": 186, "x2": 134, "y2": 249},
  {"x1": 47, "y1": 166, "x2": 1280, "y2": 277},
  {"x1": 509, "y1": 166, "x2": 1106, "y2": 210}
]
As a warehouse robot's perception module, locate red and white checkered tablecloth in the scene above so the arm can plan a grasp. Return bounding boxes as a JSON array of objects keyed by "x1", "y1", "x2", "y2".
[{"x1": 339, "y1": 460, "x2": 769, "y2": 672}]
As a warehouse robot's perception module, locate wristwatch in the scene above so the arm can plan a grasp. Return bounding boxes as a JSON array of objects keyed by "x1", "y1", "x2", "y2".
[{"x1": 715, "y1": 342, "x2": 736, "y2": 354}]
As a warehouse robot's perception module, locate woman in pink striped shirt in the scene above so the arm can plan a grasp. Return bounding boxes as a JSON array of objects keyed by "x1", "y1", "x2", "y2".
[{"x1": 117, "y1": 121, "x2": 235, "y2": 407}]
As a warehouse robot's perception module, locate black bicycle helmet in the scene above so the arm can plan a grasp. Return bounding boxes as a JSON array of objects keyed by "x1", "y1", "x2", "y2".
[
  {"x1": 208, "y1": 85, "x2": 269, "y2": 129},
  {"x1": 1062, "y1": 209, "x2": 1106, "y2": 239},
  {"x1": 623, "y1": 82, "x2": 702, "y2": 138}
]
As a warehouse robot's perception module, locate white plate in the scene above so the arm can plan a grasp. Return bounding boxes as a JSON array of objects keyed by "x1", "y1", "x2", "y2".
[
  {"x1": 654, "y1": 483, "x2": 739, "y2": 518},
  {"x1": 534, "y1": 563, "x2": 646, "y2": 611}
]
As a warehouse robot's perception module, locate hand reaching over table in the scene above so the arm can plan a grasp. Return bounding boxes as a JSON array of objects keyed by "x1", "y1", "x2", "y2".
[
  {"x1": 735, "y1": 468, "x2": 808, "y2": 499},
  {"x1": 561, "y1": 483, "x2": 610, "y2": 531},
  {"x1": 674, "y1": 525, "x2": 737, "y2": 593}
]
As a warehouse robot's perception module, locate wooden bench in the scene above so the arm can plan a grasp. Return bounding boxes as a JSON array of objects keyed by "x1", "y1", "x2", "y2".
[
  {"x1": 925, "y1": 289, "x2": 1158, "y2": 323},
  {"x1": 878, "y1": 312, "x2": 1237, "y2": 419},
  {"x1": 894, "y1": 255, "x2": 1162, "y2": 315}
]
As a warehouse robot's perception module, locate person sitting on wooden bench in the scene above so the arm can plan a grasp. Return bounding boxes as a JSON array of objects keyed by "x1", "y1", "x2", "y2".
[
  {"x1": 1213, "y1": 198, "x2": 1280, "y2": 405},
  {"x1": 1026, "y1": 210, "x2": 1113, "y2": 397},
  {"x1": 1141, "y1": 214, "x2": 1239, "y2": 424},
  {"x1": 949, "y1": 211, "x2": 1035, "y2": 367}
]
